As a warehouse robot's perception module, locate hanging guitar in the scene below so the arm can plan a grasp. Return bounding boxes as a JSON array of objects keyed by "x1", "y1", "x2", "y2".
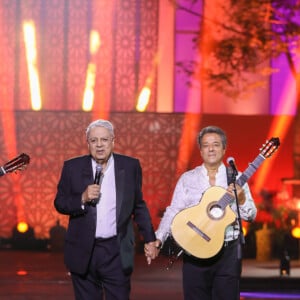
[
  {"x1": 171, "y1": 137, "x2": 280, "y2": 259},
  {"x1": 0, "y1": 153, "x2": 30, "y2": 177}
]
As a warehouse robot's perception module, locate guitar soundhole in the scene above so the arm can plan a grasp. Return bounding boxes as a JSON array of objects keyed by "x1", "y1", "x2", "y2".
[{"x1": 207, "y1": 203, "x2": 224, "y2": 220}]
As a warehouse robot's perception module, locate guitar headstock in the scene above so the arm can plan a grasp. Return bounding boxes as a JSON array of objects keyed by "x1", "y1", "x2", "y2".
[
  {"x1": 260, "y1": 137, "x2": 280, "y2": 158},
  {"x1": 3, "y1": 153, "x2": 30, "y2": 174}
]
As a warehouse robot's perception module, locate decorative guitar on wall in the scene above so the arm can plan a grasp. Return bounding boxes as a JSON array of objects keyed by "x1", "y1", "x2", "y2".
[
  {"x1": 0, "y1": 153, "x2": 30, "y2": 177},
  {"x1": 171, "y1": 137, "x2": 280, "y2": 259}
]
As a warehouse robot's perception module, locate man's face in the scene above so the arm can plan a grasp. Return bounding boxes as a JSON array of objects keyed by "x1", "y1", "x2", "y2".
[
  {"x1": 200, "y1": 133, "x2": 225, "y2": 166},
  {"x1": 87, "y1": 126, "x2": 114, "y2": 164}
]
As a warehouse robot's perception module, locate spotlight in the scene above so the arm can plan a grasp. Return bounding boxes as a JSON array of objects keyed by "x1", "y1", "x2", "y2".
[
  {"x1": 17, "y1": 221, "x2": 29, "y2": 233},
  {"x1": 11, "y1": 223, "x2": 35, "y2": 250},
  {"x1": 48, "y1": 220, "x2": 66, "y2": 251},
  {"x1": 291, "y1": 226, "x2": 300, "y2": 239},
  {"x1": 136, "y1": 86, "x2": 151, "y2": 112}
]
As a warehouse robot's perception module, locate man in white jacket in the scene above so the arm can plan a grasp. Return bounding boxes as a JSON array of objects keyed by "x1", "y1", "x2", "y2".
[{"x1": 146, "y1": 125, "x2": 257, "y2": 300}]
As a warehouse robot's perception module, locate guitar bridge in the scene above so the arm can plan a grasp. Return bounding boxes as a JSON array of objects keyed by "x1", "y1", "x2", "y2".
[{"x1": 187, "y1": 221, "x2": 211, "y2": 242}]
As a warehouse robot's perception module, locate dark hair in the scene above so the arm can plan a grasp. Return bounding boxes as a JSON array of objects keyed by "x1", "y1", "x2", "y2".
[{"x1": 197, "y1": 126, "x2": 227, "y2": 149}]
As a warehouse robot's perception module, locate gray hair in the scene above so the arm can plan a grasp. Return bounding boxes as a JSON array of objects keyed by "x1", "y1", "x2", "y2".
[
  {"x1": 197, "y1": 126, "x2": 227, "y2": 149},
  {"x1": 86, "y1": 119, "x2": 115, "y2": 139}
]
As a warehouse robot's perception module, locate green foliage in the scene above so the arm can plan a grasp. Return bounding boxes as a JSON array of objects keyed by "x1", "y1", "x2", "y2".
[{"x1": 175, "y1": 0, "x2": 300, "y2": 98}]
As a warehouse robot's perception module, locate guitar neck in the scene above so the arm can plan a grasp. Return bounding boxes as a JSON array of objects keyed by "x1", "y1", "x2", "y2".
[
  {"x1": 0, "y1": 166, "x2": 5, "y2": 177},
  {"x1": 219, "y1": 154, "x2": 265, "y2": 209},
  {"x1": 236, "y1": 154, "x2": 265, "y2": 187}
]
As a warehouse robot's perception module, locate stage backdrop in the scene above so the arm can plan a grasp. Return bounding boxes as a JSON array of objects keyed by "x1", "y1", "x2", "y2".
[
  {"x1": 0, "y1": 112, "x2": 294, "y2": 239},
  {"x1": 0, "y1": 0, "x2": 159, "y2": 112}
]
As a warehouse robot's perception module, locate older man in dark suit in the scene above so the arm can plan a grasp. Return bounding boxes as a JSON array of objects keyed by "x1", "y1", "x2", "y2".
[{"x1": 54, "y1": 119, "x2": 158, "y2": 300}]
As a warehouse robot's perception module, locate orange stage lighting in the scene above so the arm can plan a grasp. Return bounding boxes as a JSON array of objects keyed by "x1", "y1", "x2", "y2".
[
  {"x1": 83, "y1": 30, "x2": 101, "y2": 112},
  {"x1": 0, "y1": 9, "x2": 24, "y2": 228},
  {"x1": 252, "y1": 115, "x2": 293, "y2": 194},
  {"x1": 0, "y1": 113, "x2": 27, "y2": 229},
  {"x1": 17, "y1": 221, "x2": 29, "y2": 233},
  {"x1": 176, "y1": 113, "x2": 202, "y2": 176},
  {"x1": 291, "y1": 226, "x2": 300, "y2": 239},
  {"x1": 135, "y1": 53, "x2": 159, "y2": 112},
  {"x1": 23, "y1": 20, "x2": 42, "y2": 111},
  {"x1": 136, "y1": 86, "x2": 151, "y2": 112},
  {"x1": 90, "y1": 0, "x2": 114, "y2": 119},
  {"x1": 253, "y1": 72, "x2": 297, "y2": 194},
  {"x1": 17, "y1": 270, "x2": 28, "y2": 276}
]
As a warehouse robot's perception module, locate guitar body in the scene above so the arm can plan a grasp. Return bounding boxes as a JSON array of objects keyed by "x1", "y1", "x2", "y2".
[{"x1": 171, "y1": 186, "x2": 236, "y2": 259}]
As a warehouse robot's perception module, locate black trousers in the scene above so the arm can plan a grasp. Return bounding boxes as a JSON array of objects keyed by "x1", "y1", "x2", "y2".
[
  {"x1": 71, "y1": 236, "x2": 131, "y2": 300},
  {"x1": 182, "y1": 239, "x2": 242, "y2": 300}
]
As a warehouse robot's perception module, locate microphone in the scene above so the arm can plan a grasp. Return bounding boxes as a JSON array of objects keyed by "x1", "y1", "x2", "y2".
[
  {"x1": 226, "y1": 157, "x2": 238, "y2": 176},
  {"x1": 91, "y1": 164, "x2": 102, "y2": 205},
  {"x1": 94, "y1": 164, "x2": 102, "y2": 185}
]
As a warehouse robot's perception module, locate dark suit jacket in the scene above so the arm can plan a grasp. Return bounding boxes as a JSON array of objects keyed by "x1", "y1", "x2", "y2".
[{"x1": 54, "y1": 153, "x2": 156, "y2": 275}]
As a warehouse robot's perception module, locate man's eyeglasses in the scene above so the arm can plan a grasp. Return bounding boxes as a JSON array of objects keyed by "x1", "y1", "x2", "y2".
[{"x1": 88, "y1": 137, "x2": 114, "y2": 145}]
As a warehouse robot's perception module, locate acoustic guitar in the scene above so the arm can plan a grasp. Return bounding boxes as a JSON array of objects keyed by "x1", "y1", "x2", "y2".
[
  {"x1": 171, "y1": 137, "x2": 280, "y2": 259},
  {"x1": 0, "y1": 153, "x2": 30, "y2": 177}
]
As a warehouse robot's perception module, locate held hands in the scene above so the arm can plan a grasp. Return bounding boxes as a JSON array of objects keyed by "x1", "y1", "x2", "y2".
[
  {"x1": 144, "y1": 240, "x2": 161, "y2": 265},
  {"x1": 227, "y1": 183, "x2": 246, "y2": 205}
]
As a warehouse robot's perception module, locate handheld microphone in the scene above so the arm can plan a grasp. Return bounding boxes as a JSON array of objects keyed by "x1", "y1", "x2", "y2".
[
  {"x1": 91, "y1": 164, "x2": 102, "y2": 205},
  {"x1": 226, "y1": 157, "x2": 238, "y2": 176},
  {"x1": 94, "y1": 164, "x2": 102, "y2": 185}
]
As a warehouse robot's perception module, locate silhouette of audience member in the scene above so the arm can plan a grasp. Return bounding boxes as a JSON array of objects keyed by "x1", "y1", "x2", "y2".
[{"x1": 49, "y1": 220, "x2": 66, "y2": 251}]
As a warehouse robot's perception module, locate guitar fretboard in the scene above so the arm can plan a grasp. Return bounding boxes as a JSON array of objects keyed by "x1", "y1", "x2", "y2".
[{"x1": 219, "y1": 154, "x2": 265, "y2": 208}]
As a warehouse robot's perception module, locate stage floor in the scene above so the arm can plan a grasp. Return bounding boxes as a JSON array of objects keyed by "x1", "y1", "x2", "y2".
[{"x1": 0, "y1": 250, "x2": 300, "y2": 300}]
